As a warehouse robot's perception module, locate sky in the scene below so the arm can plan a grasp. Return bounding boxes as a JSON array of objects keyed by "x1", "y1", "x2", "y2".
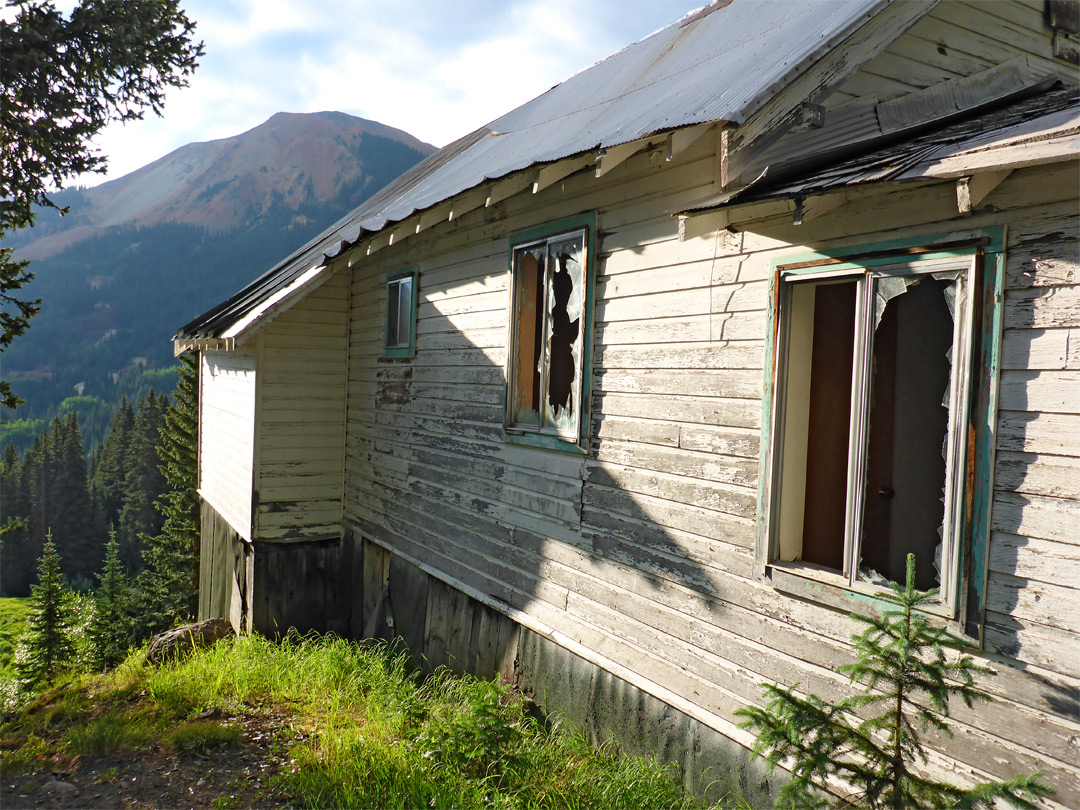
[{"x1": 43, "y1": 0, "x2": 707, "y2": 188}]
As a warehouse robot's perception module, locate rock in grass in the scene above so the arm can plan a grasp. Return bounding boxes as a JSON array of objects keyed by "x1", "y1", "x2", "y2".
[{"x1": 147, "y1": 619, "x2": 234, "y2": 664}]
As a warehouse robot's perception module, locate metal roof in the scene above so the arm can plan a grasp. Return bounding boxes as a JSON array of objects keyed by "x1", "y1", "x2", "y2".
[
  {"x1": 177, "y1": 0, "x2": 890, "y2": 341},
  {"x1": 710, "y1": 85, "x2": 1077, "y2": 207}
]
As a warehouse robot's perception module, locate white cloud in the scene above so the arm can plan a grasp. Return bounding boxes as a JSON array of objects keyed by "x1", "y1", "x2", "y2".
[{"x1": 71, "y1": 0, "x2": 703, "y2": 187}]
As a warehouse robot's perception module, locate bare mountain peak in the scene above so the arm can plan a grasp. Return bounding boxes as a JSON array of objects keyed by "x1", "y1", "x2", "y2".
[{"x1": 18, "y1": 112, "x2": 436, "y2": 259}]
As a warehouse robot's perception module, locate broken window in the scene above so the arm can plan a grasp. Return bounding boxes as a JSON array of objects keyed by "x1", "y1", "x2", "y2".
[
  {"x1": 507, "y1": 226, "x2": 589, "y2": 445},
  {"x1": 769, "y1": 257, "x2": 976, "y2": 608},
  {"x1": 385, "y1": 270, "x2": 417, "y2": 358}
]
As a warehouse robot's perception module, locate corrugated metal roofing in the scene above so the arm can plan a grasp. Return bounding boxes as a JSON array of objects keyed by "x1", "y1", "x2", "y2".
[
  {"x1": 177, "y1": 0, "x2": 889, "y2": 341},
  {"x1": 711, "y1": 86, "x2": 1077, "y2": 206}
]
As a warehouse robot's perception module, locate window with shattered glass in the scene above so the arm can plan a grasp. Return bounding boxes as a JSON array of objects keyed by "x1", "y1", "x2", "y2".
[
  {"x1": 770, "y1": 257, "x2": 976, "y2": 609},
  {"x1": 507, "y1": 228, "x2": 588, "y2": 443}
]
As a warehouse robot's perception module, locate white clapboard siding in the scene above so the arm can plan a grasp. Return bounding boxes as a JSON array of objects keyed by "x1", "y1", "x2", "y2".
[
  {"x1": 200, "y1": 349, "x2": 256, "y2": 539},
  {"x1": 254, "y1": 271, "x2": 349, "y2": 540},
  {"x1": 336, "y1": 118, "x2": 1080, "y2": 807}
]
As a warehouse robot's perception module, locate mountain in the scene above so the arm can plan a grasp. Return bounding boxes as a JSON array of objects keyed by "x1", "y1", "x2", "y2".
[
  {"x1": 2, "y1": 111, "x2": 435, "y2": 434},
  {"x1": 13, "y1": 111, "x2": 435, "y2": 260}
]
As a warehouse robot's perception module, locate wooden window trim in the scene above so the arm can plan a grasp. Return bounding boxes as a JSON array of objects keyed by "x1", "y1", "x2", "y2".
[
  {"x1": 504, "y1": 213, "x2": 597, "y2": 454},
  {"x1": 756, "y1": 227, "x2": 1006, "y2": 643}
]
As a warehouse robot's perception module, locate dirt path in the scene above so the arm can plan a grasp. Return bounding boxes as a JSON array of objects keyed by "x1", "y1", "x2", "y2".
[{"x1": 3, "y1": 713, "x2": 302, "y2": 810}]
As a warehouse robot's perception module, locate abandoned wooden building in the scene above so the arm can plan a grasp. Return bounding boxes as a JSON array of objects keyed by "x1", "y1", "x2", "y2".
[{"x1": 175, "y1": 0, "x2": 1080, "y2": 804}]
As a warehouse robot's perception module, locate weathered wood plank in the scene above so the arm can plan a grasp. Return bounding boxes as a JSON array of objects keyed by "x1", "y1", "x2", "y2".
[
  {"x1": 991, "y1": 491, "x2": 1080, "y2": 545},
  {"x1": 1005, "y1": 286, "x2": 1080, "y2": 330},
  {"x1": 998, "y1": 371, "x2": 1080, "y2": 414},
  {"x1": 988, "y1": 532, "x2": 1080, "y2": 589},
  {"x1": 594, "y1": 392, "x2": 761, "y2": 430},
  {"x1": 595, "y1": 343, "x2": 765, "y2": 371},
  {"x1": 592, "y1": 440, "x2": 758, "y2": 487},
  {"x1": 994, "y1": 451, "x2": 1080, "y2": 500},
  {"x1": 997, "y1": 410, "x2": 1080, "y2": 457},
  {"x1": 1001, "y1": 328, "x2": 1077, "y2": 371},
  {"x1": 594, "y1": 368, "x2": 762, "y2": 400},
  {"x1": 987, "y1": 570, "x2": 1080, "y2": 631},
  {"x1": 585, "y1": 460, "x2": 757, "y2": 521}
]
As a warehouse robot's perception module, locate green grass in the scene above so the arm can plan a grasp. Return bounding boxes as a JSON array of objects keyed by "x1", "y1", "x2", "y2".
[
  {"x1": 1, "y1": 634, "x2": 747, "y2": 809},
  {"x1": 165, "y1": 720, "x2": 241, "y2": 753},
  {"x1": 67, "y1": 713, "x2": 152, "y2": 755},
  {"x1": 0, "y1": 597, "x2": 33, "y2": 677}
]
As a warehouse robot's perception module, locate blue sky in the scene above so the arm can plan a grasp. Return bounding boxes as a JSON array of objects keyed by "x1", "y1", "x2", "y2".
[{"x1": 62, "y1": 0, "x2": 707, "y2": 186}]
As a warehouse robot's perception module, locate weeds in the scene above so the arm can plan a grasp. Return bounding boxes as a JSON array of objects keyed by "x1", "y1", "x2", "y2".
[
  {"x1": 67, "y1": 714, "x2": 150, "y2": 755},
  {"x1": 165, "y1": 720, "x2": 241, "y2": 753},
  {"x1": 2, "y1": 632, "x2": 741, "y2": 809}
]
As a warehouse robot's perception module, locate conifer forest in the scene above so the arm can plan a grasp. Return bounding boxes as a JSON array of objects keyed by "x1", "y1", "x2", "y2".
[{"x1": 0, "y1": 352, "x2": 199, "y2": 641}]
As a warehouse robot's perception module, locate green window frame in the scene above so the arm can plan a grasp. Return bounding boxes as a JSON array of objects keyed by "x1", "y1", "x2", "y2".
[
  {"x1": 504, "y1": 213, "x2": 597, "y2": 453},
  {"x1": 385, "y1": 268, "x2": 418, "y2": 359},
  {"x1": 757, "y1": 227, "x2": 1005, "y2": 641}
]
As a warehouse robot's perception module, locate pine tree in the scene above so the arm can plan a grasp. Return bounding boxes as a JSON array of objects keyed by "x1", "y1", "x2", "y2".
[
  {"x1": 737, "y1": 554, "x2": 1052, "y2": 810},
  {"x1": 89, "y1": 531, "x2": 132, "y2": 669},
  {"x1": 92, "y1": 395, "x2": 135, "y2": 530},
  {"x1": 117, "y1": 391, "x2": 168, "y2": 572},
  {"x1": 135, "y1": 352, "x2": 199, "y2": 637},
  {"x1": 14, "y1": 533, "x2": 78, "y2": 691},
  {"x1": 0, "y1": 442, "x2": 32, "y2": 595},
  {"x1": 52, "y1": 413, "x2": 96, "y2": 586}
]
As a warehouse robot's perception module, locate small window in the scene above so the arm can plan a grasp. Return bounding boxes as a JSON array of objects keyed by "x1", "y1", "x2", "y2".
[
  {"x1": 385, "y1": 270, "x2": 417, "y2": 358},
  {"x1": 506, "y1": 217, "x2": 593, "y2": 451},
  {"x1": 767, "y1": 256, "x2": 981, "y2": 612}
]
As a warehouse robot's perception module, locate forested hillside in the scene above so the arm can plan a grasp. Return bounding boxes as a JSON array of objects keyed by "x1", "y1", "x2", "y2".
[{"x1": 3, "y1": 113, "x2": 433, "y2": 438}]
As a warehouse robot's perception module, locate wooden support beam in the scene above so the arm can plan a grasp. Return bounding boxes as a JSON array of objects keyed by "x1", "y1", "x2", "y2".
[
  {"x1": 366, "y1": 231, "x2": 391, "y2": 256},
  {"x1": 668, "y1": 122, "x2": 713, "y2": 162},
  {"x1": 596, "y1": 138, "x2": 648, "y2": 178},
  {"x1": 679, "y1": 211, "x2": 730, "y2": 242},
  {"x1": 533, "y1": 155, "x2": 593, "y2": 193},
  {"x1": 717, "y1": 127, "x2": 732, "y2": 192},
  {"x1": 956, "y1": 170, "x2": 1012, "y2": 215},
  {"x1": 485, "y1": 173, "x2": 533, "y2": 207},
  {"x1": 417, "y1": 202, "x2": 453, "y2": 233},
  {"x1": 387, "y1": 219, "x2": 416, "y2": 246},
  {"x1": 449, "y1": 189, "x2": 487, "y2": 221},
  {"x1": 678, "y1": 198, "x2": 795, "y2": 241}
]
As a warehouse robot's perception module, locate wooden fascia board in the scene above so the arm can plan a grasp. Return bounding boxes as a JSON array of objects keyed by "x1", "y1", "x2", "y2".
[
  {"x1": 221, "y1": 263, "x2": 333, "y2": 346},
  {"x1": 722, "y1": 0, "x2": 934, "y2": 189},
  {"x1": 173, "y1": 337, "x2": 228, "y2": 356}
]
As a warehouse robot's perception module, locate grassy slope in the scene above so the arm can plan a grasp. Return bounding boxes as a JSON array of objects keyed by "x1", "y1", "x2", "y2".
[
  {"x1": 0, "y1": 598, "x2": 32, "y2": 677},
  {"x1": 1, "y1": 634, "x2": 748, "y2": 810}
]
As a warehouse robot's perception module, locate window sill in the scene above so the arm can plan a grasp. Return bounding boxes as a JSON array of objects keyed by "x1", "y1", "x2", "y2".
[
  {"x1": 769, "y1": 561, "x2": 955, "y2": 621},
  {"x1": 505, "y1": 429, "x2": 585, "y2": 454}
]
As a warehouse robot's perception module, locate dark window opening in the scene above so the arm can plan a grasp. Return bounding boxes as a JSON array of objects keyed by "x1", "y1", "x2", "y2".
[
  {"x1": 508, "y1": 229, "x2": 586, "y2": 439},
  {"x1": 775, "y1": 263, "x2": 969, "y2": 598}
]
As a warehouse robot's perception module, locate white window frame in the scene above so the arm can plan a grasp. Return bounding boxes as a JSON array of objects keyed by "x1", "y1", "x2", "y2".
[
  {"x1": 504, "y1": 215, "x2": 593, "y2": 453},
  {"x1": 763, "y1": 254, "x2": 978, "y2": 616}
]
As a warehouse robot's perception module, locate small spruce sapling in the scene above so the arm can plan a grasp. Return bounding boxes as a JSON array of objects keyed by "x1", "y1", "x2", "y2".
[
  {"x1": 736, "y1": 554, "x2": 1052, "y2": 810},
  {"x1": 89, "y1": 530, "x2": 133, "y2": 669},
  {"x1": 14, "y1": 533, "x2": 78, "y2": 691}
]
